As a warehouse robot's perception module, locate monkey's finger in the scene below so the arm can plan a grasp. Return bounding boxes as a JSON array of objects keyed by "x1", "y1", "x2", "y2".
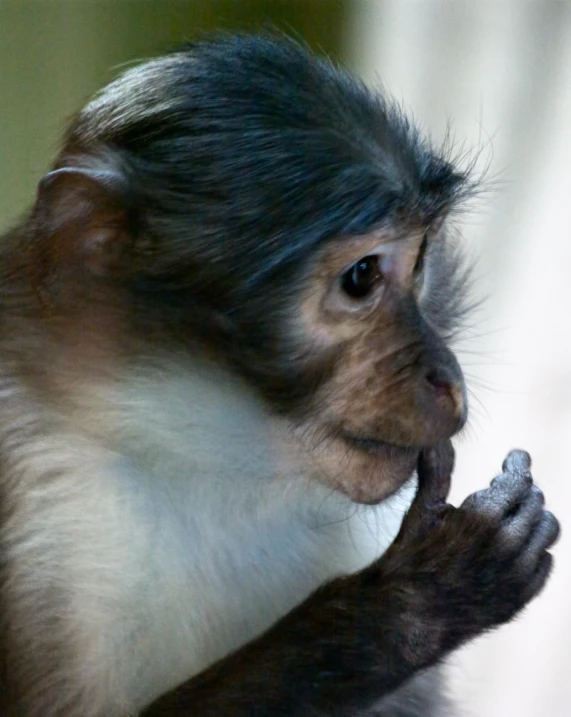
[
  {"x1": 501, "y1": 449, "x2": 532, "y2": 476},
  {"x1": 415, "y1": 439, "x2": 455, "y2": 509}
]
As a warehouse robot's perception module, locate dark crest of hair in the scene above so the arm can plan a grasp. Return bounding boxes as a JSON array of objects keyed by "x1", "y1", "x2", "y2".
[{"x1": 63, "y1": 34, "x2": 472, "y2": 302}]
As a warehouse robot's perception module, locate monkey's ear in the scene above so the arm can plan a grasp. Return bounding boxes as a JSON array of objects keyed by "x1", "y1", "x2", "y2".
[{"x1": 35, "y1": 166, "x2": 133, "y2": 276}]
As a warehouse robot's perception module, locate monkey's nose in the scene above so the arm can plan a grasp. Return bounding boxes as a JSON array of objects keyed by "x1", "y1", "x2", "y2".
[{"x1": 424, "y1": 366, "x2": 467, "y2": 425}]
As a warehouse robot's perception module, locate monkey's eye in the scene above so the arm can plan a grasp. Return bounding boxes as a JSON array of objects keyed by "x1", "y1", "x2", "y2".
[{"x1": 341, "y1": 256, "x2": 382, "y2": 299}]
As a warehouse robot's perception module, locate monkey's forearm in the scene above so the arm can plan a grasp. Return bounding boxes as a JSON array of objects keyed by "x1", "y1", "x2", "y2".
[
  {"x1": 142, "y1": 445, "x2": 454, "y2": 717},
  {"x1": 141, "y1": 572, "x2": 438, "y2": 717}
]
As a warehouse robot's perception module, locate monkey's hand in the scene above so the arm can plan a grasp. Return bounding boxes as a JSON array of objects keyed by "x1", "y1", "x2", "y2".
[
  {"x1": 380, "y1": 446, "x2": 560, "y2": 652},
  {"x1": 142, "y1": 446, "x2": 559, "y2": 717}
]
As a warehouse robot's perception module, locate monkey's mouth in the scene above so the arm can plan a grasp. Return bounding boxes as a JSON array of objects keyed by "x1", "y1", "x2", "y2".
[
  {"x1": 341, "y1": 432, "x2": 419, "y2": 460},
  {"x1": 334, "y1": 431, "x2": 420, "y2": 505}
]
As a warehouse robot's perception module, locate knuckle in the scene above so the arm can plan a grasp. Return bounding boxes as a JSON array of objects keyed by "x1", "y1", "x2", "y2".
[
  {"x1": 522, "y1": 486, "x2": 545, "y2": 517},
  {"x1": 491, "y1": 470, "x2": 532, "y2": 498},
  {"x1": 498, "y1": 522, "x2": 531, "y2": 554},
  {"x1": 530, "y1": 484, "x2": 545, "y2": 505},
  {"x1": 461, "y1": 488, "x2": 490, "y2": 512},
  {"x1": 490, "y1": 474, "x2": 503, "y2": 489},
  {"x1": 542, "y1": 511, "x2": 561, "y2": 545}
]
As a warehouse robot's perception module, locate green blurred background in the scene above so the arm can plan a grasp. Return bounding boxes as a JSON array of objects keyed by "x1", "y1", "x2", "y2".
[{"x1": 0, "y1": 0, "x2": 349, "y2": 227}]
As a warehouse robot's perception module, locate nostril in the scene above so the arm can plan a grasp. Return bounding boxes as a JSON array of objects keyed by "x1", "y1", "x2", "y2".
[
  {"x1": 424, "y1": 366, "x2": 466, "y2": 423},
  {"x1": 424, "y1": 368, "x2": 453, "y2": 395}
]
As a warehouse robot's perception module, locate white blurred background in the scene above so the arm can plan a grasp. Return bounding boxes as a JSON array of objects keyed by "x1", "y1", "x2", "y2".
[
  {"x1": 1, "y1": 2, "x2": 570, "y2": 715},
  {"x1": 347, "y1": 3, "x2": 571, "y2": 716}
]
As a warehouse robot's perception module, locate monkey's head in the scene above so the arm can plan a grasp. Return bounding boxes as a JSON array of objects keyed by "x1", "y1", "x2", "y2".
[{"x1": 29, "y1": 35, "x2": 473, "y2": 504}]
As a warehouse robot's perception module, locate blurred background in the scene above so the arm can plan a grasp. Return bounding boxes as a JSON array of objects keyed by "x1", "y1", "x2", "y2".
[{"x1": 1, "y1": 1, "x2": 569, "y2": 715}]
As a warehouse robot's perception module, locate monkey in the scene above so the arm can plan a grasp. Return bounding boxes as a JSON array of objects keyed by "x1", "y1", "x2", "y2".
[{"x1": 0, "y1": 34, "x2": 559, "y2": 717}]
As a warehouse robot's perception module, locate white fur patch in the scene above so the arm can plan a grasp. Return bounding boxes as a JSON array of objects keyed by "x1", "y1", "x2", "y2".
[{"x1": 0, "y1": 363, "x2": 411, "y2": 715}]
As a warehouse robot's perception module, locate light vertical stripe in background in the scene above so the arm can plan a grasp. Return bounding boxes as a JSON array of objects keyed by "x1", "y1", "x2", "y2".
[{"x1": 348, "y1": 2, "x2": 571, "y2": 716}]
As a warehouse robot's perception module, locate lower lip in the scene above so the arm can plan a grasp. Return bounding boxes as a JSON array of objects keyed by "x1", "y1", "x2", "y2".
[{"x1": 342, "y1": 433, "x2": 419, "y2": 460}]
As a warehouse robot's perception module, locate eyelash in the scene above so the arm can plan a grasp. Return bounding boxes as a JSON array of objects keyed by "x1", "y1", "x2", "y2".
[{"x1": 414, "y1": 234, "x2": 428, "y2": 276}]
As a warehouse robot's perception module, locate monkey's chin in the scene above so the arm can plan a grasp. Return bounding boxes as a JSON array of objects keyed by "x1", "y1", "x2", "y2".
[
  {"x1": 343, "y1": 435, "x2": 420, "y2": 504},
  {"x1": 308, "y1": 432, "x2": 420, "y2": 505}
]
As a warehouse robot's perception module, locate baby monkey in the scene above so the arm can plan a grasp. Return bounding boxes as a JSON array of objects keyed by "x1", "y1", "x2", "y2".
[{"x1": 0, "y1": 34, "x2": 559, "y2": 717}]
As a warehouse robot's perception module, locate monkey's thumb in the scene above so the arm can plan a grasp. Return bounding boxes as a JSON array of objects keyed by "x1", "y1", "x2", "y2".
[{"x1": 415, "y1": 439, "x2": 455, "y2": 510}]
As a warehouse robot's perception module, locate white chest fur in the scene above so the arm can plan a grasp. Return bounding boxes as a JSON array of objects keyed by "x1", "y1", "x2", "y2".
[
  {"x1": 104, "y1": 462, "x2": 405, "y2": 711},
  {"x1": 2, "y1": 366, "x2": 411, "y2": 715}
]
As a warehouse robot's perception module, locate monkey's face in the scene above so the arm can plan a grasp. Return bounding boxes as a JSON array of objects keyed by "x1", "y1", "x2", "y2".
[
  {"x1": 291, "y1": 225, "x2": 466, "y2": 504},
  {"x1": 33, "y1": 38, "x2": 474, "y2": 507}
]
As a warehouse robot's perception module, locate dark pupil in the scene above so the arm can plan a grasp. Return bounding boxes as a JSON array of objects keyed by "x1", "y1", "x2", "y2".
[{"x1": 342, "y1": 256, "x2": 380, "y2": 298}]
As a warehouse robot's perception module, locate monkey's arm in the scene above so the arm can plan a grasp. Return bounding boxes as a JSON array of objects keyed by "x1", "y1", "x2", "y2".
[{"x1": 142, "y1": 446, "x2": 559, "y2": 717}]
